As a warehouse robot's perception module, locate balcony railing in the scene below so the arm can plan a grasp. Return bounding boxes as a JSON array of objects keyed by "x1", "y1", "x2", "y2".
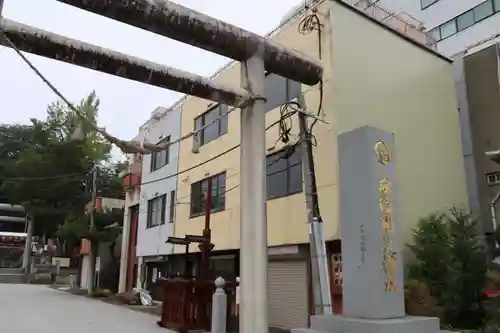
[
  {"x1": 123, "y1": 172, "x2": 141, "y2": 192},
  {"x1": 122, "y1": 153, "x2": 142, "y2": 192},
  {"x1": 341, "y1": 0, "x2": 437, "y2": 50}
]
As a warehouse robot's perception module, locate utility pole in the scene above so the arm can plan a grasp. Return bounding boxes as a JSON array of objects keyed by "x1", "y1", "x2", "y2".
[
  {"x1": 297, "y1": 94, "x2": 332, "y2": 315},
  {"x1": 87, "y1": 165, "x2": 98, "y2": 295},
  {"x1": 199, "y1": 177, "x2": 213, "y2": 279}
]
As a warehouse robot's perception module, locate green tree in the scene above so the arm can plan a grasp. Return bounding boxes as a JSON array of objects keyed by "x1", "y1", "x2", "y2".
[
  {"x1": 43, "y1": 91, "x2": 111, "y2": 162},
  {"x1": 447, "y1": 209, "x2": 487, "y2": 328},
  {"x1": 407, "y1": 212, "x2": 454, "y2": 305},
  {"x1": 97, "y1": 162, "x2": 127, "y2": 200},
  {"x1": 0, "y1": 92, "x2": 113, "y2": 237},
  {"x1": 57, "y1": 207, "x2": 123, "y2": 259},
  {"x1": 407, "y1": 208, "x2": 488, "y2": 329}
]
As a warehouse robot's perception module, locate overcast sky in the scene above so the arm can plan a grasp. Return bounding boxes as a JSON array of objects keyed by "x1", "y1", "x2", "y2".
[{"x1": 0, "y1": 0, "x2": 303, "y2": 159}]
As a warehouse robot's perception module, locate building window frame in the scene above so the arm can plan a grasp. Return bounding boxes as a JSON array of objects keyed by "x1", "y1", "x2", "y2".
[
  {"x1": 169, "y1": 190, "x2": 176, "y2": 223},
  {"x1": 431, "y1": 0, "x2": 500, "y2": 42},
  {"x1": 266, "y1": 146, "x2": 303, "y2": 200},
  {"x1": 264, "y1": 72, "x2": 301, "y2": 113},
  {"x1": 190, "y1": 172, "x2": 227, "y2": 218},
  {"x1": 147, "y1": 194, "x2": 167, "y2": 228},
  {"x1": 193, "y1": 104, "x2": 228, "y2": 147},
  {"x1": 150, "y1": 136, "x2": 170, "y2": 172},
  {"x1": 421, "y1": 0, "x2": 439, "y2": 10}
]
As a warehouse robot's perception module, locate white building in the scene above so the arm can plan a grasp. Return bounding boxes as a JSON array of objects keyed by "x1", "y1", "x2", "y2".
[
  {"x1": 118, "y1": 141, "x2": 144, "y2": 293},
  {"x1": 118, "y1": 104, "x2": 183, "y2": 293},
  {"x1": 136, "y1": 104, "x2": 183, "y2": 290},
  {"x1": 375, "y1": 0, "x2": 500, "y2": 56}
]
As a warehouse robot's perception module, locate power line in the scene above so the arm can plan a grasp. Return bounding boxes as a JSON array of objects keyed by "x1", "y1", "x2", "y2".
[
  {"x1": 0, "y1": 75, "x2": 330, "y2": 185},
  {"x1": 140, "y1": 111, "x2": 302, "y2": 187},
  {"x1": 0, "y1": 30, "x2": 240, "y2": 155},
  {"x1": 0, "y1": 171, "x2": 91, "y2": 182}
]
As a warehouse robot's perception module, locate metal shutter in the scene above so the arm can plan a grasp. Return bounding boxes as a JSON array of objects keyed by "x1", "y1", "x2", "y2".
[{"x1": 268, "y1": 260, "x2": 309, "y2": 329}]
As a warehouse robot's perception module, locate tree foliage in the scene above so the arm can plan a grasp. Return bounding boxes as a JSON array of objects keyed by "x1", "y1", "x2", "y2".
[
  {"x1": 0, "y1": 92, "x2": 122, "y2": 238},
  {"x1": 407, "y1": 208, "x2": 488, "y2": 329}
]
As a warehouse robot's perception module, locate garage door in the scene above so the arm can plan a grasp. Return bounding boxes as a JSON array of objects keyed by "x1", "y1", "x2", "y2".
[{"x1": 268, "y1": 260, "x2": 309, "y2": 329}]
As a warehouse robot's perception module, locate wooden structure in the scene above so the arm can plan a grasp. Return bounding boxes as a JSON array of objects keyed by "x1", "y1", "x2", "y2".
[{"x1": 157, "y1": 278, "x2": 238, "y2": 333}]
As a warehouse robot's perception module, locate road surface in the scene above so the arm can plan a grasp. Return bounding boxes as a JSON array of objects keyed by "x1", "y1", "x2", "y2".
[{"x1": 0, "y1": 284, "x2": 172, "y2": 332}]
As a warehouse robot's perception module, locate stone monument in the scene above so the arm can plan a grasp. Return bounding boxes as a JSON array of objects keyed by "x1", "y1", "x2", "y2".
[{"x1": 292, "y1": 126, "x2": 441, "y2": 333}]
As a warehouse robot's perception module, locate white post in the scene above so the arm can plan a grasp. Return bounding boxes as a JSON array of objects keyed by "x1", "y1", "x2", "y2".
[
  {"x1": 118, "y1": 206, "x2": 131, "y2": 293},
  {"x1": 87, "y1": 166, "x2": 98, "y2": 295},
  {"x1": 22, "y1": 216, "x2": 34, "y2": 273},
  {"x1": 136, "y1": 256, "x2": 144, "y2": 289},
  {"x1": 235, "y1": 276, "x2": 240, "y2": 316},
  {"x1": 212, "y1": 277, "x2": 227, "y2": 333},
  {"x1": 240, "y1": 49, "x2": 268, "y2": 333}
]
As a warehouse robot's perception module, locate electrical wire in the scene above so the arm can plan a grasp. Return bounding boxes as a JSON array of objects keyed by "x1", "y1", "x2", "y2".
[
  {"x1": 1, "y1": 13, "x2": 330, "y2": 187},
  {"x1": 297, "y1": 7, "x2": 324, "y2": 135},
  {"x1": 0, "y1": 170, "x2": 91, "y2": 182},
  {"x1": 0, "y1": 30, "x2": 245, "y2": 155},
  {"x1": 1, "y1": 12, "x2": 324, "y2": 156},
  {"x1": 140, "y1": 107, "x2": 301, "y2": 187},
  {"x1": 1, "y1": 74, "x2": 332, "y2": 187}
]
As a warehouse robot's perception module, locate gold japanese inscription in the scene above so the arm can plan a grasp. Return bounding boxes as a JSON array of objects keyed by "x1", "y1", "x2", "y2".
[{"x1": 379, "y1": 177, "x2": 397, "y2": 292}]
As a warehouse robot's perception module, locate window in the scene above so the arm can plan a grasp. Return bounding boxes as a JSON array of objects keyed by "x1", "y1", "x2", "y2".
[
  {"x1": 457, "y1": 11, "x2": 474, "y2": 31},
  {"x1": 487, "y1": 172, "x2": 500, "y2": 185},
  {"x1": 169, "y1": 190, "x2": 176, "y2": 223},
  {"x1": 147, "y1": 194, "x2": 166, "y2": 227},
  {"x1": 440, "y1": 20, "x2": 457, "y2": 39},
  {"x1": 474, "y1": 1, "x2": 494, "y2": 21},
  {"x1": 194, "y1": 104, "x2": 228, "y2": 147},
  {"x1": 190, "y1": 172, "x2": 227, "y2": 217},
  {"x1": 266, "y1": 147, "x2": 303, "y2": 200},
  {"x1": 264, "y1": 73, "x2": 301, "y2": 113},
  {"x1": 150, "y1": 136, "x2": 170, "y2": 172},
  {"x1": 421, "y1": 0, "x2": 438, "y2": 9},
  {"x1": 433, "y1": 1, "x2": 500, "y2": 40}
]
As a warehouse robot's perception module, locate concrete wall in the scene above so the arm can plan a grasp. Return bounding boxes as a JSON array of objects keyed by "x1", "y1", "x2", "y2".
[
  {"x1": 329, "y1": 0, "x2": 469, "y2": 241},
  {"x1": 453, "y1": 54, "x2": 481, "y2": 216},
  {"x1": 464, "y1": 44, "x2": 500, "y2": 233},
  {"x1": 136, "y1": 104, "x2": 182, "y2": 257},
  {"x1": 169, "y1": 0, "x2": 468, "y2": 252}
]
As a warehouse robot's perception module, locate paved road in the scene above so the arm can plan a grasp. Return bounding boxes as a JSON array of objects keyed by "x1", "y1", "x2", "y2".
[{"x1": 0, "y1": 284, "x2": 172, "y2": 333}]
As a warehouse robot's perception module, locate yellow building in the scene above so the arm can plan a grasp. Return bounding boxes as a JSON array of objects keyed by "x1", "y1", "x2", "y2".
[{"x1": 168, "y1": 0, "x2": 467, "y2": 329}]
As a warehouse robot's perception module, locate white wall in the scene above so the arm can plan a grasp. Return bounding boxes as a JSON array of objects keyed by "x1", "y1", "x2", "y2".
[{"x1": 136, "y1": 104, "x2": 182, "y2": 257}]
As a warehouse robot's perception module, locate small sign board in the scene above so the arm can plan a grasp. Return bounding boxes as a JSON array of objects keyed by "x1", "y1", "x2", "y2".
[{"x1": 52, "y1": 257, "x2": 70, "y2": 268}]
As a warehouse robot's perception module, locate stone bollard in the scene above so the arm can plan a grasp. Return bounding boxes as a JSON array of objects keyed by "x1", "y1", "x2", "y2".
[{"x1": 211, "y1": 277, "x2": 227, "y2": 333}]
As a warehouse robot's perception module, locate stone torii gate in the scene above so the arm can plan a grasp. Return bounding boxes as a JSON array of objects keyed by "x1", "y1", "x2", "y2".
[{"x1": 0, "y1": 1, "x2": 323, "y2": 332}]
